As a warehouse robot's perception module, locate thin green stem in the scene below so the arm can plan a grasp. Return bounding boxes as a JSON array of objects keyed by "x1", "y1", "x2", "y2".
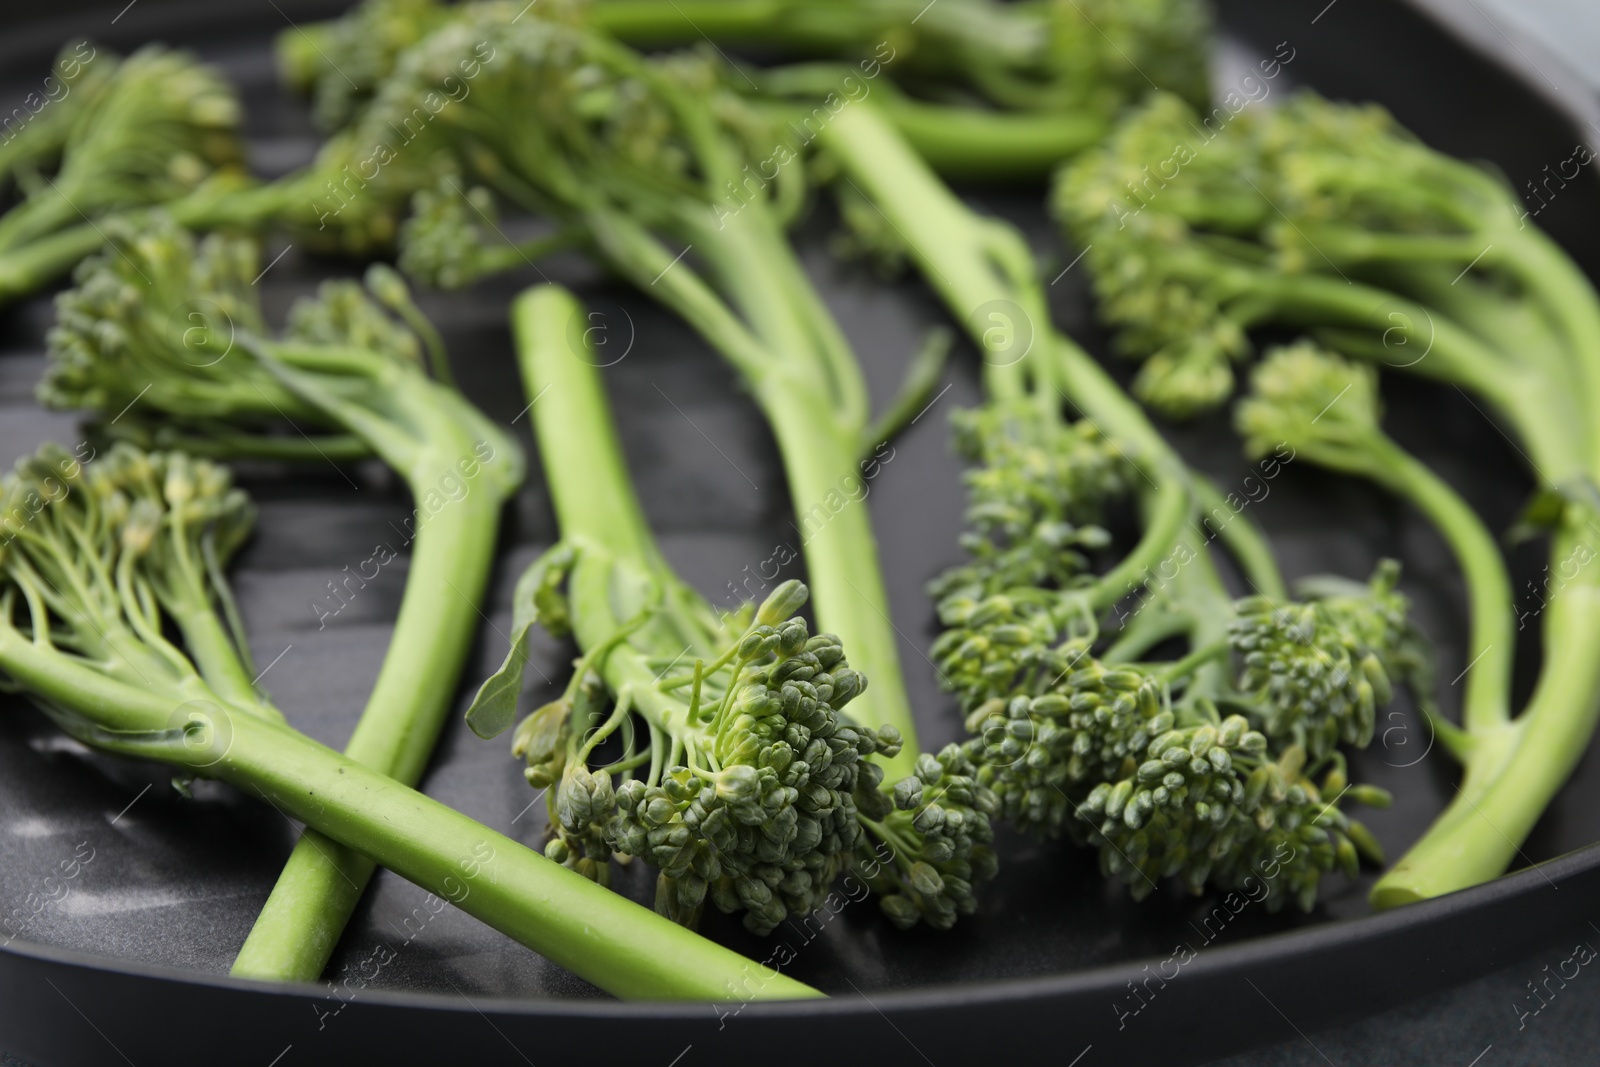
[
  {"x1": 758, "y1": 382, "x2": 919, "y2": 779},
  {"x1": 1151, "y1": 639, "x2": 1231, "y2": 684},
  {"x1": 685, "y1": 203, "x2": 868, "y2": 436},
  {"x1": 0, "y1": 188, "x2": 81, "y2": 255},
  {"x1": 583, "y1": 193, "x2": 919, "y2": 777},
  {"x1": 232, "y1": 435, "x2": 515, "y2": 979},
  {"x1": 167, "y1": 601, "x2": 277, "y2": 720},
  {"x1": 1103, "y1": 608, "x2": 1192, "y2": 664},
  {"x1": 1365, "y1": 436, "x2": 1515, "y2": 731},
  {"x1": 1086, "y1": 476, "x2": 1190, "y2": 614},
  {"x1": 512, "y1": 286, "x2": 667, "y2": 568},
  {"x1": 1192, "y1": 475, "x2": 1288, "y2": 600},
  {"x1": 580, "y1": 689, "x2": 634, "y2": 762},
  {"x1": 1496, "y1": 228, "x2": 1600, "y2": 474},
  {"x1": 872, "y1": 98, "x2": 1107, "y2": 180},
  {"x1": 511, "y1": 285, "x2": 710, "y2": 738}
]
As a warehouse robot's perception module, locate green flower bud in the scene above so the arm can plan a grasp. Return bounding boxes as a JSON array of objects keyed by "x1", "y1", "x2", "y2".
[{"x1": 755, "y1": 579, "x2": 808, "y2": 626}]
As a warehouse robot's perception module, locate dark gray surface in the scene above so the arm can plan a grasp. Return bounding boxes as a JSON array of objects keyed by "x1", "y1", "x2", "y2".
[
  {"x1": 1203, "y1": 924, "x2": 1600, "y2": 1067},
  {"x1": 1, "y1": 0, "x2": 1599, "y2": 1064}
]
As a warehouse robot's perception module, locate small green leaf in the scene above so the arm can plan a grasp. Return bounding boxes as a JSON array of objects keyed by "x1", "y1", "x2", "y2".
[
  {"x1": 1505, "y1": 485, "x2": 1569, "y2": 545},
  {"x1": 465, "y1": 542, "x2": 578, "y2": 739}
]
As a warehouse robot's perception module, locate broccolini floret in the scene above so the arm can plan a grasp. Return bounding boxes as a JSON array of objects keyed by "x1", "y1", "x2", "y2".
[
  {"x1": 0, "y1": 45, "x2": 243, "y2": 255},
  {"x1": 0, "y1": 44, "x2": 251, "y2": 304}
]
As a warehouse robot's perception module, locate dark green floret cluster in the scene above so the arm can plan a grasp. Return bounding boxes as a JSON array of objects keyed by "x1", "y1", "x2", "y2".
[
  {"x1": 931, "y1": 410, "x2": 1408, "y2": 905},
  {"x1": 860, "y1": 743, "x2": 998, "y2": 930},
  {"x1": 933, "y1": 401, "x2": 1134, "y2": 600},
  {"x1": 1230, "y1": 564, "x2": 1419, "y2": 759},
  {"x1": 605, "y1": 621, "x2": 893, "y2": 933}
]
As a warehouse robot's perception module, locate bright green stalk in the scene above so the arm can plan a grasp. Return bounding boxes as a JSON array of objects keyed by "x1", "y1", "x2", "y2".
[
  {"x1": 747, "y1": 66, "x2": 1110, "y2": 180},
  {"x1": 0, "y1": 221, "x2": 105, "y2": 303},
  {"x1": 1373, "y1": 538, "x2": 1600, "y2": 905},
  {"x1": 1193, "y1": 476, "x2": 1287, "y2": 600},
  {"x1": 217, "y1": 709, "x2": 824, "y2": 1000},
  {"x1": 874, "y1": 98, "x2": 1107, "y2": 180},
  {"x1": 231, "y1": 339, "x2": 521, "y2": 980},
  {"x1": 511, "y1": 287, "x2": 662, "y2": 570},
  {"x1": 760, "y1": 386, "x2": 915, "y2": 777},
  {"x1": 0, "y1": 598, "x2": 810, "y2": 998},
  {"x1": 589, "y1": 0, "x2": 1006, "y2": 53},
  {"x1": 166, "y1": 592, "x2": 273, "y2": 721},
  {"x1": 1278, "y1": 205, "x2": 1600, "y2": 478},
  {"x1": 1372, "y1": 512, "x2": 1600, "y2": 905},
  {"x1": 1347, "y1": 442, "x2": 1514, "y2": 729},
  {"x1": 231, "y1": 384, "x2": 517, "y2": 980}
]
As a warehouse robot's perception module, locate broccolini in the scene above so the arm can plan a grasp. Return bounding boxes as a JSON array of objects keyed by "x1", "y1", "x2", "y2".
[
  {"x1": 40, "y1": 216, "x2": 526, "y2": 981},
  {"x1": 0, "y1": 441, "x2": 818, "y2": 1000},
  {"x1": 1057, "y1": 91, "x2": 1600, "y2": 906},
  {"x1": 821, "y1": 103, "x2": 1414, "y2": 907},
  {"x1": 466, "y1": 284, "x2": 997, "y2": 932}
]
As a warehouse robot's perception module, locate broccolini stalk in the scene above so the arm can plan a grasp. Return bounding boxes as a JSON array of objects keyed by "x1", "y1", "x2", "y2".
[
  {"x1": 1057, "y1": 93, "x2": 1600, "y2": 905},
  {"x1": 821, "y1": 104, "x2": 1413, "y2": 908},
  {"x1": 276, "y1": 0, "x2": 1210, "y2": 180},
  {"x1": 464, "y1": 284, "x2": 996, "y2": 932},
  {"x1": 592, "y1": 0, "x2": 1214, "y2": 113},
  {"x1": 740, "y1": 63, "x2": 1110, "y2": 181},
  {"x1": 373, "y1": 12, "x2": 929, "y2": 783},
  {"x1": 0, "y1": 443, "x2": 820, "y2": 1000},
  {"x1": 40, "y1": 217, "x2": 527, "y2": 980}
]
